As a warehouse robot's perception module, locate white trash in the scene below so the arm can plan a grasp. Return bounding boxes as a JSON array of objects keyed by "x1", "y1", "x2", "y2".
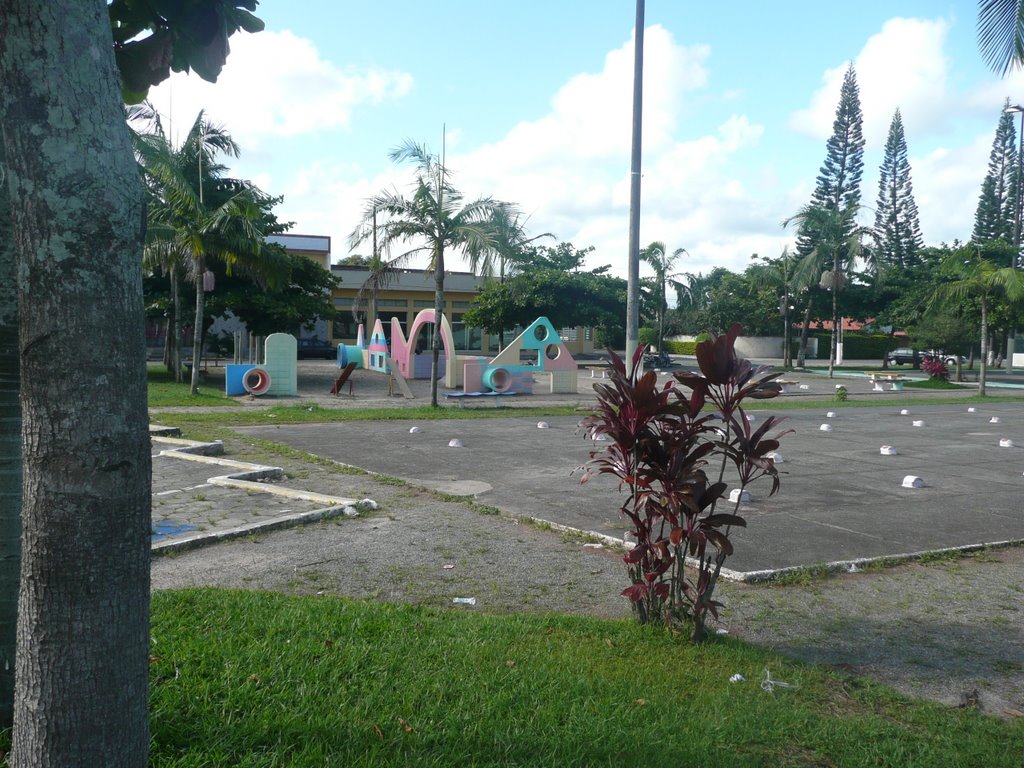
[
  {"x1": 728, "y1": 488, "x2": 751, "y2": 503},
  {"x1": 819, "y1": 424, "x2": 833, "y2": 432},
  {"x1": 342, "y1": 505, "x2": 360, "y2": 518},
  {"x1": 729, "y1": 674, "x2": 745, "y2": 683},
  {"x1": 912, "y1": 420, "x2": 925, "y2": 427},
  {"x1": 409, "y1": 426, "x2": 422, "y2": 434},
  {"x1": 358, "y1": 498, "x2": 379, "y2": 511},
  {"x1": 990, "y1": 417, "x2": 1001, "y2": 424},
  {"x1": 448, "y1": 438, "x2": 463, "y2": 448},
  {"x1": 799, "y1": 384, "x2": 810, "y2": 390},
  {"x1": 537, "y1": 421, "x2": 550, "y2": 429},
  {"x1": 880, "y1": 445, "x2": 897, "y2": 455},
  {"x1": 826, "y1": 411, "x2": 836, "y2": 418},
  {"x1": 902, "y1": 475, "x2": 924, "y2": 489},
  {"x1": 1000, "y1": 438, "x2": 1014, "y2": 448},
  {"x1": 766, "y1": 451, "x2": 784, "y2": 463},
  {"x1": 968, "y1": 407, "x2": 976, "y2": 413},
  {"x1": 900, "y1": 409, "x2": 910, "y2": 416},
  {"x1": 452, "y1": 597, "x2": 477, "y2": 606}
]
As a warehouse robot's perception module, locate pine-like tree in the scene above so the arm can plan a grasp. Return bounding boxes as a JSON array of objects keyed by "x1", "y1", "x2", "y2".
[
  {"x1": 792, "y1": 63, "x2": 866, "y2": 371},
  {"x1": 796, "y1": 63, "x2": 866, "y2": 259},
  {"x1": 874, "y1": 109, "x2": 924, "y2": 268},
  {"x1": 972, "y1": 99, "x2": 1018, "y2": 244}
]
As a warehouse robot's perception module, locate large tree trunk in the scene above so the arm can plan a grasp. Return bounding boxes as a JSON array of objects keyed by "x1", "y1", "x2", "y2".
[
  {"x1": 0, "y1": 172, "x2": 21, "y2": 729},
  {"x1": 0, "y1": 2, "x2": 152, "y2": 765}
]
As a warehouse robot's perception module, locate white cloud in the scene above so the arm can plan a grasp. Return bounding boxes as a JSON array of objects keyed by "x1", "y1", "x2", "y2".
[
  {"x1": 791, "y1": 17, "x2": 953, "y2": 147},
  {"x1": 147, "y1": 30, "x2": 412, "y2": 149},
  {"x1": 912, "y1": 133, "x2": 991, "y2": 245}
]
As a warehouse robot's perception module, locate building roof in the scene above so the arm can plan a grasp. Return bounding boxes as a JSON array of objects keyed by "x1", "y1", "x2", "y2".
[
  {"x1": 332, "y1": 265, "x2": 484, "y2": 293},
  {"x1": 268, "y1": 234, "x2": 331, "y2": 254}
]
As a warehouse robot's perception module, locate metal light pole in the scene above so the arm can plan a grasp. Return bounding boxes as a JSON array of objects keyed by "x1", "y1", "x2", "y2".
[
  {"x1": 1005, "y1": 103, "x2": 1024, "y2": 373},
  {"x1": 624, "y1": 0, "x2": 644, "y2": 372}
]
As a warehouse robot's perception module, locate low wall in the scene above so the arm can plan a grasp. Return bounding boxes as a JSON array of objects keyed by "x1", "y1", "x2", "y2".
[{"x1": 668, "y1": 335, "x2": 817, "y2": 360}]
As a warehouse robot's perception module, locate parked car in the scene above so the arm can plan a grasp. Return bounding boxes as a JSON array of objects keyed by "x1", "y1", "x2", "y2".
[
  {"x1": 886, "y1": 347, "x2": 965, "y2": 367},
  {"x1": 297, "y1": 338, "x2": 336, "y2": 359}
]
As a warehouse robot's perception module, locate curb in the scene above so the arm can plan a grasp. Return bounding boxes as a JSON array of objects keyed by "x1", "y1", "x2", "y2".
[{"x1": 151, "y1": 435, "x2": 362, "y2": 551}]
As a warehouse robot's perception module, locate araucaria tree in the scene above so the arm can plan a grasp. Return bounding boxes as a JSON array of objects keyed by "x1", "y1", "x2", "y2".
[
  {"x1": 351, "y1": 140, "x2": 500, "y2": 407},
  {"x1": 793, "y1": 63, "x2": 865, "y2": 372},
  {"x1": 972, "y1": 99, "x2": 1018, "y2": 245},
  {"x1": 874, "y1": 109, "x2": 924, "y2": 268}
]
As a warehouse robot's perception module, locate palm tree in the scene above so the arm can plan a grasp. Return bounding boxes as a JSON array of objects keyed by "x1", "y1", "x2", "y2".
[
  {"x1": 640, "y1": 241, "x2": 688, "y2": 354},
  {"x1": 932, "y1": 246, "x2": 1024, "y2": 395},
  {"x1": 476, "y1": 207, "x2": 553, "y2": 347},
  {"x1": 350, "y1": 139, "x2": 499, "y2": 406},
  {"x1": 784, "y1": 204, "x2": 873, "y2": 377},
  {"x1": 747, "y1": 249, "x2": 796, "y2": 368},
  {"x1": 137, "y1": 112, "x2": 286, "y2": 394},
  {"x1": 978, "y1": 0, "x2": 1024, "y2": 75}
]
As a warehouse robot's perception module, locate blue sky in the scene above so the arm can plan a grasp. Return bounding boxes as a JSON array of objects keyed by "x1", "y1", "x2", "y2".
[{"x1": 148, "y1": 1, "x2": 1024, "y2": 279}]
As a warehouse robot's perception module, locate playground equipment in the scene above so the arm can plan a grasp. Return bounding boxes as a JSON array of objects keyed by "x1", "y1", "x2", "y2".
[
  {"x1": 224, "y1": 332, "x2": 300, "y2": 397},
  {"x1": 225, "y1": 312, "x2": 580, "y2": 400},
  {"x1": 463, "y1": 317, "x2": 577, "y2": 395}
]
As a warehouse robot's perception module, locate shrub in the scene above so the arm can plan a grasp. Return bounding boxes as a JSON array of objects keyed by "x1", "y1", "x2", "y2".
[
  {"x1": 638, "y1": 327, "x2": 658, "y2": 349},
  {"x1": 833, "y1": 385, "x2": 848, "y2": 402},
  {"x1": 811, "y1": 332, "x2": 899, "y2": 360},
  {"x1": 920, "y1": 356, "x2": 949, "y2": 381},
  {"x1": 579, "y1": 325, "x2": 789, "y2": 642},
  {"x1": 663, "y1": 340, "x2": 697, "y2": 355}
]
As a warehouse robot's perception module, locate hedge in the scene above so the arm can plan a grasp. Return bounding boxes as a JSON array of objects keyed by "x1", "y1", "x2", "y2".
[
  {"x1": 663, "y1": 340, "x2": 698, "y2": 355},
  {"x1": 810, "y1": 332, "x2": 899, "y2": 360}
]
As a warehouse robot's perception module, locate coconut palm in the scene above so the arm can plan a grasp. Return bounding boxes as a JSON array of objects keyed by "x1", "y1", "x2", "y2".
[
  {"x1": 476, "y1": 207, "x2": 553, "y2": 347},
  {"x1": 136, "y1": 112, "x2": 286, "y2": 394},
  {"x1": 784, "y1": 203, "x2": 874, "y2": 377},
  {"x1": 747, "y1": 249, "x2": 797, "y2": 368},
  {"x1": 350, "y1": 139, "x2": 499, "y2": 407},
  {"x1": 978, "y1": 0, "x2": 1024, "y2": 75},
  {"x1": 931, "y1": 246, "x2": 1024, "y2": 395},
  {"x1": 640, "y1": 241, "x2": 688, "y2": 354}
]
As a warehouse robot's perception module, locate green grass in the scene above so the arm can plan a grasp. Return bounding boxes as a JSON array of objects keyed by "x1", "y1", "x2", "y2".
[
  {"x1": 153, "y1": 401, "x2": 586, "y2": 430},
  {"x1": 148, "y1": 589, "x2": 1022, "y2": 767},
  {"x1": 148, "y1": 364, "x2": 232, "y2": 408},
  {"x1": 903, "y1": 378, "x2": 966, "y2": 390}
]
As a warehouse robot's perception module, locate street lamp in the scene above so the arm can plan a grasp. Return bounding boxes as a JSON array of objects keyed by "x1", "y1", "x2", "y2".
[{"x1": 1004, "y1": 103, "x2": 1024, "y2": 373}]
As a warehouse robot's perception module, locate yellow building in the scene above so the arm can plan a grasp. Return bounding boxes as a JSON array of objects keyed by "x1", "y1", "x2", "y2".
[{"x1": 268, "y1": 233, "x2": 595, "y2": 355}]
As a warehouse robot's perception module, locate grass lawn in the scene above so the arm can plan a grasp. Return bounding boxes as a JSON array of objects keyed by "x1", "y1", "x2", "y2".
[
  {"x1": 148, "y1": 364, "x2": 232, "y2": 408},
  {"x1": 149, "y1": 589, "x2": 1022, "y2": 768},
  {"x1": 903, "y1": 377, "x2": 967, "y2": 390}
]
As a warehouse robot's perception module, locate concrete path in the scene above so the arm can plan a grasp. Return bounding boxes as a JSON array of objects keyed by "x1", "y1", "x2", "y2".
[{"x1": 233, "y1": 401, "x2": 1024, "y2": 577}]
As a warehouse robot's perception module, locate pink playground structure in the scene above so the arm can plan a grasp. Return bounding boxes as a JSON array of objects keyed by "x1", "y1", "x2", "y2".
[{"x1": 355, "y1": 310, "x2": 578, "y2": 396}]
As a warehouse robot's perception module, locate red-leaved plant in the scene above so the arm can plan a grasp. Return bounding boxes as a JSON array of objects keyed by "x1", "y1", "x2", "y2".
[
  {"x1": 920, "y1": 355, "x2": 949, "y2": 381},
  {"x1": 578, "y1": 325, "x2": 791, "y2": 642}
]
